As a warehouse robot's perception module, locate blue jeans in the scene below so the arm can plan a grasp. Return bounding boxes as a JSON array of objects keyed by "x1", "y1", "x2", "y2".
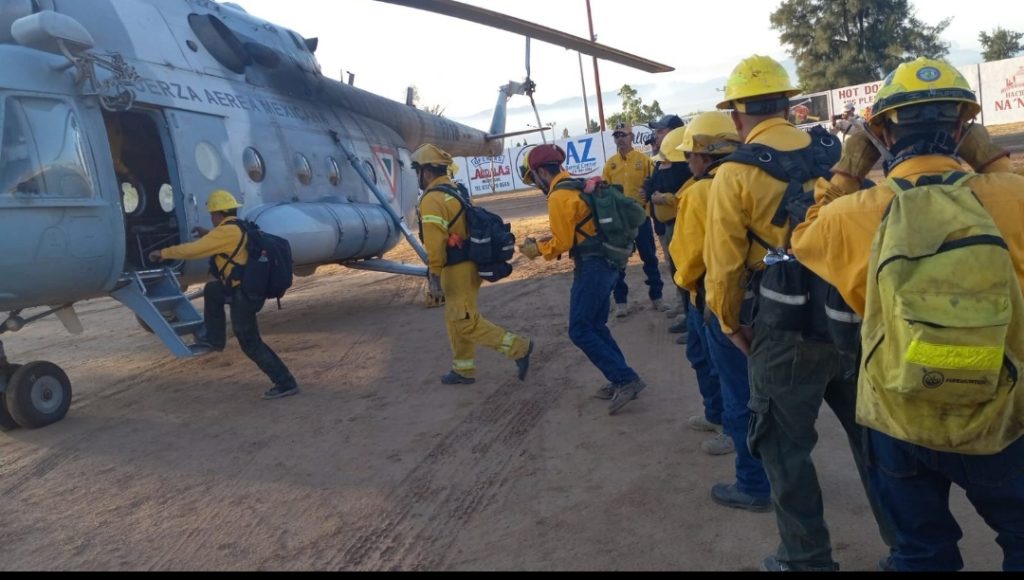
[
  {"x1": 614, "y1": 218, "x2": 663, "y2": 303},
  {"x1": 705, "y1": 315, "x2": 770, "y2": 498},
  {"x1": 868, "y1": 430, "x2": 1024, "y2": 571},
  {"x1": 686, "y1": 305, "x2": 722, "y2": 425},
  {"x1": 570, "y1": 258, "x2": 639, "y2": 385}
]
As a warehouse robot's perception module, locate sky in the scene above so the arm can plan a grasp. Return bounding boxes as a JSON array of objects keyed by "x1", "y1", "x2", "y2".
[{"x1": 232, "y1": 0, "x2": 1024, "y2": 135}]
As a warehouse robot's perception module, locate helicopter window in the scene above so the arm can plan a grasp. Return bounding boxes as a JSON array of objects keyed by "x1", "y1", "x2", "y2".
[
  {"x1": 326, "y1": 157, "x2": 341, "y2": 186},
  {"x1": 363, "y1": 161, "x2": 378, "y2": 185},
  {"x1": 158, "y1": 183, "x2": 175, "y2": 213},
  {"x1": 243, "y1": 147, "x2": 265, "y2": 183},
  {"x1": 294, "y1": 153, "x2": 312, "y2": 185},
  {"x1": 121, "y1": 182, "x2": 143, "y2": 215},
  {"x1": 0, "y1": 97, "x2": 93, "y2": 198},
  {"x1": 195, "y1": 141, "x2": 222, "y2": 181}
]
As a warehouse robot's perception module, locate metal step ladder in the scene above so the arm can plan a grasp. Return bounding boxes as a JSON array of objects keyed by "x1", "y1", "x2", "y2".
[{"x1": 111, "y1": 269, "x2": 207, "y2": 358}]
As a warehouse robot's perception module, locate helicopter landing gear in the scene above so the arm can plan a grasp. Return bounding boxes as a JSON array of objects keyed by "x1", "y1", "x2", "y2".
[{"x1": 0, "y1": 342, "x2": 72, "y2": 431}]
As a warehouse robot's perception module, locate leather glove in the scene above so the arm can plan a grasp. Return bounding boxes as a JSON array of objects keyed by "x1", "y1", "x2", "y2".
[
  {"x1": 958, "y1": 123, "x2": 1009, "y2": 172},
  {"x1": 519, "y1": 237, "x2": 541, "y2": 260},
  {"x1": 831, "y1": 130, "x2": 881, "y2": 180},
  {"x1": 148, "y1": 250, "x2": 163, "y2": 263},
  {"x1": 428, "y1": 274, "x2": 444, "y2": 301}
]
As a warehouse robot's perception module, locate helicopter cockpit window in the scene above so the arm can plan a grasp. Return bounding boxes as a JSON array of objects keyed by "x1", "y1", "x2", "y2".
[
  {"x1": 0, "y1": 97, "x2": 94, "y2": 198},
  {"x1": 243, "y1": 147, "x2": 265, "y2": 183},
  {"x1": 294, "y1": 153, "x2": 312, "y2": 185}
]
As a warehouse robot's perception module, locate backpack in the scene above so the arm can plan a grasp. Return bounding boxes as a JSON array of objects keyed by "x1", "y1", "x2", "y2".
[
  {"x1": 556, "y1": 179, "x2": 648, "y2": 270},
  {"x1": 427, "y1": 183, "x2": 515, "y2": 283},
  {"x1": 216, "y1": 220, "x2": 294, "y2": 309},
  {"x1": 859, "y1": 171, "x2": 1024, "y2": 454},
  {"x1": 723, "y1": 126, "x2": 860, "y2": 349}
]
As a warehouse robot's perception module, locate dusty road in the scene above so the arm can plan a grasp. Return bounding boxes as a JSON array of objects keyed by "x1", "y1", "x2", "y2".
[{"x1": 0, "y1": 178, "x2": 1011, "y2": 571}]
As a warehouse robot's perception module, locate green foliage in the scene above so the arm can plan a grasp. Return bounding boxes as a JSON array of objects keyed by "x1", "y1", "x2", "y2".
[
  {"x1": 606, "y1": 85, "x2": 665, "y2": 128},
  {"x1": 979, "y1": 28, "x2": 1024, "y2": 62},
  {"x1": 770, "y1": 0, "x2": 950, "y2": 93},
  {"x1": 586, "y1": 119, "x2": 601, "y2": 134}
]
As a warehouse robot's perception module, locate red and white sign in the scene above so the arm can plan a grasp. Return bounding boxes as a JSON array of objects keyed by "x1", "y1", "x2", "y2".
[
  {"x1": 467, "y1": 154, "x2": 516, "y2": 196},
  {"x1": 980, "y1": 56, "x2": 1024, "y2": 126},
  {"x1": 831, "y1": 81, "x2": 884, "y2": 118}
]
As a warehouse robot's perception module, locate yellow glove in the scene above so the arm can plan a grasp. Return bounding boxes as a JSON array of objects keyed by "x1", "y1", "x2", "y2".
[
  {"x1": 519, "y1": 238, "x2": 541, "y2": 260},
  {"x1": 958, "y1": 123, "x2": 1009, "y2": 172},
  {"x1": 831, "y1": 131, "x2": 881, "y2": 180}
]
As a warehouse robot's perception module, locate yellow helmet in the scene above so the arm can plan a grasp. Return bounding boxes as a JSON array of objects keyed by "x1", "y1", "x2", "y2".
[
  {"x1": 657, "y1": 127, "x2": 689, "y2": 163},
  {"x1": 679, "y1": 112, "x2": 741, "y2": 155},
  {"x1": 717, "y1": 55, "x2": 801, "y2": 112},
  {"x1": 870, "y1": 57, "x2": 980, "y2": 127},
  {"x1": 206, "y1": 189, "x2": 240, "y2": 213},
  {"x1": 519, "y1": 153, "x2": 535, "y2": 186},
  {"x1": 410, "y1": 144, "x2": 453, "y2": 168},
  {"x1": 448, "y1": 162, "x2": 460, "y2": 178}
]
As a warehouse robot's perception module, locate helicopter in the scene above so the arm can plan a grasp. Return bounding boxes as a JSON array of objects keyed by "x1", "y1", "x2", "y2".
[{"x1": 0, "y1": 0, "x2": 672, "y2": 431}]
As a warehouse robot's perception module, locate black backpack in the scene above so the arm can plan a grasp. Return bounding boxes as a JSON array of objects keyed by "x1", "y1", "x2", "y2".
[
  {"x1": 722, "y1": 126, "x2": 861, "y2": 350},
  {"x1": 215, "y1": 220, "x2": 294, "y2": 309},
  {"x1": 427, "y1": 184, "x2": 515, "y2": 283}
]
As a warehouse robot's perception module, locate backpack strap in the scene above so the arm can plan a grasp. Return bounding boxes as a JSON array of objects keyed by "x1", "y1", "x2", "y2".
[
  {"x1": 425, "y1": 184, "x2": 469, "y2": 232},
  {"x1": 216, "y1": 220, "x2": 248, "y2": 282}
]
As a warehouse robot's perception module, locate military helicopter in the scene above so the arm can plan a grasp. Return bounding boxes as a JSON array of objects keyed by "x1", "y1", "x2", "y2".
[{"x1": 0, "y1": 0, "x2": 672, "y2": 431}]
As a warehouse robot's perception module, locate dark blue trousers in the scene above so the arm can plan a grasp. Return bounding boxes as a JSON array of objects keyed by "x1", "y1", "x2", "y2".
[
  {"x1": 614, "y1": 218, "x2": 663, "y2": 303},
  {"x1": 569, "y1": 258, "x2": 639, "y2": 385}
]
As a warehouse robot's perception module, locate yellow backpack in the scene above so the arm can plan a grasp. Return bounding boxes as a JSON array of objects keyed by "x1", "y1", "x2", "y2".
[{"x1": 859, "y1": 171, "x2": 1024, "y2": 455}]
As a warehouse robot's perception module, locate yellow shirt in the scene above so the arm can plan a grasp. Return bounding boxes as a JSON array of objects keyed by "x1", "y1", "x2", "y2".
[
  {"x1": 671, "y1": 173, "x2": 714, "y2": 298},
  {"x1": 602, "y1": 149, "x2": 655, "y2": 208},
  {"x1": 792, "y1": 155, "x2": 1024, "y2": 316},
  {"x1": 161, "y1": 217, "x2": 248, "y2": 285},
  {"x1": 537, "y1": 172, "x2": 598, "y2": 261},
  {"x1": 705, "y1": 117, "x2": 812, "y2": 334},
  {"x1": 418, "y1": 176, "x2": 468, "y2": 276}
]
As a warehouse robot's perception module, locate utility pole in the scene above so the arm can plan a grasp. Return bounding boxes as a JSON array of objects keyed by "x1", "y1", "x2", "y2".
[
  {"x1": 586, "y1": 0, "x2": 606, "y2": 132},
  {"x1": 577, "y1": 51, "x2": 593, "y2": 132}
]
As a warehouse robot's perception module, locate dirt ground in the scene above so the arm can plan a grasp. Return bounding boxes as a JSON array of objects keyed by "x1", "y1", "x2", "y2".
[{"x1": 1, "y1": 160, "x2": 1019, "y2": 572}]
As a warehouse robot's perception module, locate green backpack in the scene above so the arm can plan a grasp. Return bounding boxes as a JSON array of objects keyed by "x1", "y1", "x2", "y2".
[
  {"x1": 555, "y1": 179, "x2": 647, "y2": 269},
  {"x1": 859, "y1": 171, "x2": 1024, "y2": 455}
]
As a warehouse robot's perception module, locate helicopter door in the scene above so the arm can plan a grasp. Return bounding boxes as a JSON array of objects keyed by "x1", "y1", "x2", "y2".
[
  {"x1": 0, "y1": 95, "x2": 123, "y2": 308},
  {"x1": 162, "y1": 110, "x2": 242, "y2": 280}
]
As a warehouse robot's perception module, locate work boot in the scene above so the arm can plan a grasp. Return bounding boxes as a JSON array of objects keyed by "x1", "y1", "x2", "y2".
[
  {"x1": 669, "y1": 320, "x2": 687, "y2": 334},
  {"x1": 688, "y1": 415, "x2": 722, "y2": 432},
  {"x1": 609, "y1": 378, "x2": 646, "y2": 415},
  {"x1": 760, "y1": 555, "x2": 839, "y2": 572},
  {"x1": 613, "y1": 303, "x2": 630, "y2": 319},
  {"x1": 711, "y1": 483, "x2": 772, "y2": 513},
  {"x1": 515, "y1": 340, "x2": 534, "y2": 382},
  {"x1": 675, "y1": 333, "x2": 688, "y2": 345},
  {"x1": 701, "y1": 433, "x2": 736, "y2": 456},
  {"x1": 441, "y1": 372, "x2": 476, "y2": 385},
  {"x1": 595, "y1": 383, "x2": 616, "y2": 400},
  {"x1": 262, "y1": 383, "x2": 301, "y2": 400},
  {"x1": 665, "y1": 304, "x2": 686, "y2": 319},
  {"x1": 877, "y1": 556, "x2": 896, "y2": 572},
  {"x1": 651, "y1": 299, "x2": 671, "y2": 313}
]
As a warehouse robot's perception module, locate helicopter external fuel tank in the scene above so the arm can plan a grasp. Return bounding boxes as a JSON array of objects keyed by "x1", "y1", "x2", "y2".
[{"x1": 248, "y1": 202, "x2": 399, "y2": 267}]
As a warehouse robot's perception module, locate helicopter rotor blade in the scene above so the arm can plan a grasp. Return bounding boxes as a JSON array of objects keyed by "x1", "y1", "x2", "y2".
[{"x1": 374, "y1": 0, "x2": 673, "y2": 73}]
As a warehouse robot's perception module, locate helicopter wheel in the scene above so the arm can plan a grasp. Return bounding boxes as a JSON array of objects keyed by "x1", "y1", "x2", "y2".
[
  {"x1": 4, "y1": 362, "x2": 72, "y2": 429},
  {"x1": 0, "y1": 364, "x2": 22, "y2": 432}
]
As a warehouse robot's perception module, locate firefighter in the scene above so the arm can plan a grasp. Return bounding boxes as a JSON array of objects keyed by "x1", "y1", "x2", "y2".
[
  {"x1": 705, "y1": 55, "x2": 894, "y2": 571},
  {"x1": 602, "y1": 123, "x2": 664, "y2": 317},
  {"x1": 792, "y1": 58, "x2": 1024, "y2": 572},
  {"x1": 150, "y1": 190, "x2": 299, "y2": 400},
  {"x1": 412, "y1": 144, "x2": 533, "y2": 386},
  {"x1": 518, "y1": 145, "x2": 646, "y2": 415}
]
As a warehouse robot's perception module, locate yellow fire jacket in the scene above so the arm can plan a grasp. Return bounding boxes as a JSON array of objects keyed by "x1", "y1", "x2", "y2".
[
  {"x1": 792, "y1": 155, "x2": 1024, "y2": 316},
  {"x1": 418, "y1": 176, "x2": 469, "y2": 276},
  {"x1": 704, "y1": 118, "x2": 812, "y2": 334},
  {"x1": 161, "y1": 217, "x2": 247, "y2": 285},
  {"x1": 537, "y1": 171, "x2": 598, "y2": 261},
  {"x1": 602, "y1": 149, "x2": 655, "y2": 209},
  {"x1": 670, "y1": 174, "x2": 715, "y2": 298}
]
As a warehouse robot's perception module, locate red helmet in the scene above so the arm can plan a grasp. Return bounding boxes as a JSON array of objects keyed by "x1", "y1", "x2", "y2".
[{"x1": 527, "y1": 144, "x2": 567, "y2": 172}]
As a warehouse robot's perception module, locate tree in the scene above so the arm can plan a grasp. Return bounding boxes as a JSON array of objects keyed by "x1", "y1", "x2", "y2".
[
  {"x1": 606, "y1": 84, "x2": 666, "y2": 128},
  {"x1": 979, "y1": 28, "x2": 1024, "y2": 62},
  {"x1": 409, "y1": 85, "x2": 447, "y2": 117},
  {"x1": 770, "y1": 0, "x2": 950, "y2": 93},
  {"x1": 586, "y1": 119, "x2": 601, "y2": 134}
]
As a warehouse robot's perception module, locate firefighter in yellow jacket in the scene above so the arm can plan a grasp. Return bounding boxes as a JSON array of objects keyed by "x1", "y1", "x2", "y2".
[
  {"x1": 150, "y1": 190, "x2": 299, "y2": 400},
  {"x1": 412, "y1": 145, "x2": 533, "y2": 385},
  {"x1": 791, "y1": 58, "x2": 1024, "y2": 572},
  {"x1": 705, "y1": 55, "x2": 893, "y2": 571}
]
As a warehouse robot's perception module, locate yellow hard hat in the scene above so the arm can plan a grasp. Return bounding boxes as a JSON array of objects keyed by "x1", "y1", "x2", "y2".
[
  {"x1": 519, "y1": 153, "x2": 535, "y2": 186},
  {"x1": 410, "y1": 144, "x2": 453, "y2": 168},
  {"x1": 657, "y1": 127, "x2": 689, "y2": 163},
  {"x1": 206, "y1": 189, "x2": 240, "y2": 213},
  {"x1": 717, "y1": 55, "x2": 801, "y2": 112},
  {"x1": 678, "y1": 112, "x2": 741, "y2": 155},
  {"x1": 870, "y1": 57, "x2": 980, "y2": 127},
  {"x1": 448, "y1": 162, "x2": 460, "y2": 178}
]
